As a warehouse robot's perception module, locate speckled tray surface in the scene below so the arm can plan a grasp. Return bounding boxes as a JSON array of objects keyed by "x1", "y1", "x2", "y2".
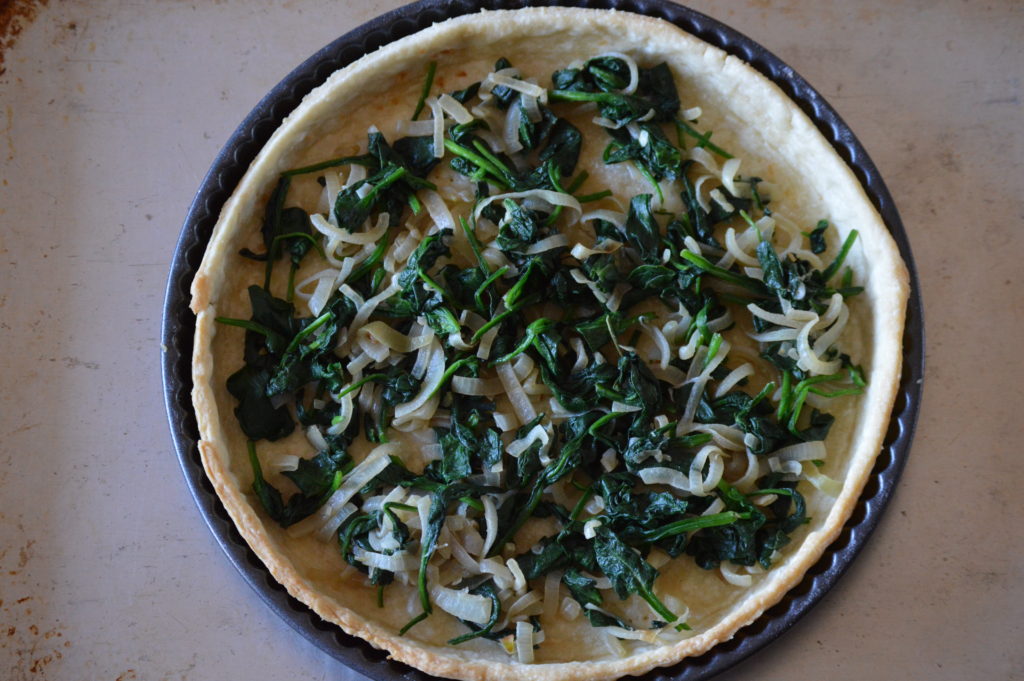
[{"x1": 161, "y1": 1, "x2": 925, "y2": 679}]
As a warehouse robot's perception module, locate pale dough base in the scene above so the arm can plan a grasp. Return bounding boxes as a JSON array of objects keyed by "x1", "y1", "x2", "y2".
[{"x1": 190, "y1": 8, "x2": 909, "y2": 681}]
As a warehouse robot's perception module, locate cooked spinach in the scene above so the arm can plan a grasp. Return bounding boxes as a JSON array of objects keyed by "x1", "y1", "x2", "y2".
[{"x1": 218, "y1": 52, "x2": 868, "y2": 649}]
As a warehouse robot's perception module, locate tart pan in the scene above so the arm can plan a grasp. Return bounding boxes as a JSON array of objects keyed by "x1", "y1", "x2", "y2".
[{"x1": 162, "y1": 1, "x2": 924, "y2": 678}]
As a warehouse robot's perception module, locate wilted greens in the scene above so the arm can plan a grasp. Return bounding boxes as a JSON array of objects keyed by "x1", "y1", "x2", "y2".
[{"x1": 217, "y1": 53, "x2": 865, "y2": 651}]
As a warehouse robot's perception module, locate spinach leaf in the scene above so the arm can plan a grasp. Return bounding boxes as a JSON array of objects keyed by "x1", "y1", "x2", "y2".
[
  {"x1": 552, "y1": 56, "x2": 632, "y2": 93},
  {"x1": 226, "y1": 364, "x2": 295, "y2": 441},
  {"x1": 393, "y1": 135, "x2": 441, "y2": 178},
  {"x1": 246, "y1": 441, "x2": 344, "y2": 527},
  {"x1": 541, "y1": 361, "x2": 618, "y2": 414},
  {"x1": 686, "y1": 482, "x2": 766, "y2": 569},
  {"x1": 614, "y1": 351, "x2": 663, "y2": 419},
  {"x1": 434, "y1": 417, "x2": 500, "y2": 483},
  {"x1": 496, "y1": 199, "x2": 542, "y2": 253},
  {"x1": 604, "y1": 123, "x2": 681, "y2": 181},
  {"x1": 562, "y1": 568, "x2": 634, "y2": 629},
  {"x1": 333, "y1": 164, "x2": 409, "y2": 232},
  {"x1": 266, "y1": 293, "x2": 356, "y2": 396},
  {"x1": 624, "y1": 194, "x2": 663, "y2": 263},
  {"x1": 808, "y1": 219, "x2": 829, "y2": 254},
  {"x1": 593, "y1": 526, "x2": 676, "y2": 622}
]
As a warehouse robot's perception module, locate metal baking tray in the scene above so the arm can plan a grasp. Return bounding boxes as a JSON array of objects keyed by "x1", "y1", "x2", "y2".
[{"x1": 161, "y1": 1, "x2": 925, "y2": 679}]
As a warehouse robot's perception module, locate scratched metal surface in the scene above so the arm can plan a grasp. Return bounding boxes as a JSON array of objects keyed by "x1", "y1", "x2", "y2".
[{"x1": 0, "y1": 1, "x2": 1021, "y2": 680}]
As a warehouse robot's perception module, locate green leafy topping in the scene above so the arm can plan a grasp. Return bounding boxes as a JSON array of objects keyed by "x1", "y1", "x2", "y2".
[{"x1": 216, "y1": 51, "x2": 870, "y2": 653}]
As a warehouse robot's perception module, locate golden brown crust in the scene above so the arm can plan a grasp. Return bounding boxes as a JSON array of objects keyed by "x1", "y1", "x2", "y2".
[{"x1": 190, "y1": 8, "x2": 909, "y2": 681}]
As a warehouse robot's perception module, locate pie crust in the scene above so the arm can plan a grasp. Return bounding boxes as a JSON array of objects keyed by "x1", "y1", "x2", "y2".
[{"x1": 190, "y1": 8, "x2": 909, "y2": 680}]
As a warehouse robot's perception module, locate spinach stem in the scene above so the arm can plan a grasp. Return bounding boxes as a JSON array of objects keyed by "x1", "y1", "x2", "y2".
[
  {"x1": 821, "y1": 229, "x2": 859, "y2": 282},
  {"x1": 411, "y1": 61, "x2": 437, "y2": 121},
  {"x1": 674, "y1": 118, "x2": 733, "y2": 158}
]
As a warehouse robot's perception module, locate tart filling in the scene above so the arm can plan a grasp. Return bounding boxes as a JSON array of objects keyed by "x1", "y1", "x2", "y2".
[{"x1": 190, "y1": 9, "x2": 908, "y2": 681}]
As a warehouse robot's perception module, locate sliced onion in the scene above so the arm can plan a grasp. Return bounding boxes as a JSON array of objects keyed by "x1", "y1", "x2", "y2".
[
  {"x1": 324, "y1": 170, "x2": 342, "y2": 225},
  {"x1": 733, "y1": 448, "x2": 765, "y2": 491},
  {"x1": 358, "y1": 321, "x2": 434, "y2": 354},
  {"x1": 721, "y1": 158, "x2": 743, "y2": 198},
  {"x1": 432, "y1": 585, "x2": 493, "y2": 625},
  {"x1": 391, "y1": 228, "x2": 421, "y2": 266},
  {"x1": 295, "y1": 267, "x2": 340, "y2": 314},
  {"x1": 702, "y1": 497, "x2": 726, "y2": 517},
  {"x1": 606, "y1": 282, "x2": 629, "y2": 313},
  {"x1": 452, "y1": 375, "x2": 503, "y2": 396},
  {"x1": 508, "y1": 591, "x2": 542, "y2": 620},
  {"x1": 474, "y1": 190, "x2": 582, "y2": 227},
  {"x1": 503, "y1": 100, "x2": 525, "y2": 154},
  {"x1": 480, "y1": 557, "x2": 514, "y2": 590},
  {"x1": 561, "y1": 596, "x2": 582, "y2": 621},
  {"x1": 679, "y1": 107, "x2": 704, "y2": 121},
  {"x1": 480, "y1": 496, "x2": 499, "y2": 558},
  {"x1": 803, "y1": 461, "x2": 843, "y2": 496},
  {"x1": 426, "y1": 96, "x2": 444, "y2": 159},
  {"x1": 709, "y1": 188, "x2": 735, "y2": 213},
  {"x1": 266, "y1": 454, "x2": 299, "y2": 474},
  {"x1": 496, "y1": 361, "x2": 536, "y2": 426},
  {"x1": 448, "y1": 531, "x2": 481, "y2": 573},
  {"x1": 600, "y1": 628, "x2": 626, "y2": 658},
  {"x1": 299, "y1": 502, "x2": 356, "y2": 542},
  {"x1": 420, "y1": 443, "x2": 443, "y2": 463},
  {"x1": 638, "y1": 466, "x2": 691, "y2": 493},
  {"x1": 507, "y1": 557, "x2": 527, "y2": 595},
  {"x1": 306, "y1": 275, "x2": 336, "y2": 316},
  {"x1": 343, "y1": 281, "x2": 401, "y2": 343},
  {"x1": 721, "y1": 561, "x2": 753, "y2": 586},
  {"x1": 515, "y1": 621, "x2": 535, "y2": 663},
  {"x1": 437, "y1": 93, "x2": 474, "y2": 124},
  {"x1": 311, "y1": 211, "x2": 387, "y2": 244},
  {"x1": 543, "y1": 571, "x2": 561, "y2": 623},
  {"x1": 493, "y1": 411, "x2": 518, "y2": 432},
  {"x1": 796, "y1": 315, "x2": 842, "y2": 375},
  {"x1": 688, "y1": 445, "x2": 725, "y2": 497},
  {"x1": 770, "y1": 440, "x2": 827, "y2": 462},
  {"x1": 714, "y1": 363, "x2": 754, "y2": 398},
  {"x1": 393, "y1": 118, "x2": 435, "y2": 137},
  {"x1": 606, "y1": 626, "x2": 660, "y2": 643},
  {"x1": 524, "y1": 233, "x2": 569, "y2": 254},
  {"x1": 692, "y1": 173, "x2": 715, "y2": 214},
  {"x1": 768, "y1": 456, "x2": 803, "y2": 479},
  {"x1": 326, "y1": 392, "x2": 354, "y2": 435},
  {"x1": 724, "y1": 228, "x2": 759, "y2": 267},
  {"x1": 749, "y1": 327, "x2": 801, "y2": 343},
  {"x1": 570, "y1": 239, "x2": 622, "y2": 261},
  {"x1": 305, "y1": 425, "x2": 328, "y2": 452},
  {"x1": 521, "y1": 93, "x2": 542, "y2": 122},
  {"x1": 485, "y1": 72, "x2": 547, "y2": 101},
  {"x1": 476, "y1": 325, "x2": 499, "y2": 360},
  {"x1": 353, "y1": 547, "x2": 418, "y2": 573},
  {"x1": 813, "y1": 298, "x2": 850, "y2": 356},
  {"x1": 393, "y1": 339, "x2": 445, "y2": 423},
  {"x1": 512, "y1": 353, "x2": 535, "y2": 381},
  {"x1": 579, "y1": 209, "x2": 626, "y2": 229},
  {"x1": 507, "y1": 423, "x2": 551, "y2": 459},
  {"x1": 688, "y1": 146, "x2": 719, "y2": 174},
  {"x1": 747, "y1": 303, "x2": 805, "y2": 329}
]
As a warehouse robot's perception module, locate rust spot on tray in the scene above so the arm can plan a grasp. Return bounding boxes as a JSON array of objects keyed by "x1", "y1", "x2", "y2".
[{"x1": 0, "y1": 0, "x2": 49, "y2": 75}]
